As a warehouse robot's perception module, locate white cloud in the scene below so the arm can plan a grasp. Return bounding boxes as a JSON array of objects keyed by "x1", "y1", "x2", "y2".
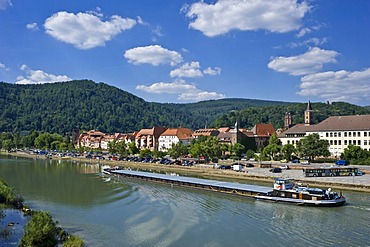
[
  {"x1": 289, "y1": 37, "x2": 328, "y2": 48},
  {"x1": 44, "y1": 11, "x2": 137, "y2": 49},
  {"x1": 136, "y1": 79, "x2": 225, "y2": 102},
  {"x1": 296, "y1": 27, "x2": 311, "y2": 37},
  {"x1": 184, "y1": 0, "x2": 310, "y2": 37},
  {"x1": 26, "y1": 23, "x2": 39, "y2": 30},
  {"x1": 0, "y1": 0, "x2": 12, "y2": 10},
  {"x1": 124, "y1": 45, "x2": 183, "y2": 66},
  {"x1": 0, "y1": 62, "x2": 9, "y2": 71},
  {"x1": 268, "y1": 47, "x2": 339, "y2": 76},
  {"x1": 178, "y1": 91, "x2": 225, "y2": 101},
  {"x1": 170, "y1": 62, "x2": 203, "y2": 78},
  {"x1": 203, "y1": 67, "x2": 221, "y2": 76},
  {"x1": 15, "y1": 65, "x2": 71, "y2": 84},
  {"x1": 298, "y1": 68, "x2": 370, "y2": 103}
]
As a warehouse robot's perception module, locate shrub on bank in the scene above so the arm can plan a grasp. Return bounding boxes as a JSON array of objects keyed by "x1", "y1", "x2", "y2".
[
  {"x1": 0, "y1": 178, "x2": 24, "y2": 209},
  {"x1": 19, "y1": 211, "x2": 58, "y2": 247}
]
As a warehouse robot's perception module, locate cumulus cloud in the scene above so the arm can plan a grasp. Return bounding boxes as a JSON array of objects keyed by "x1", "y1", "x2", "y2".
[
  {"x1": 15, "y1": 65, "x2": 71, "y2": 84},
  {"x1": 136, "y1": 79, "x2": 225, "y2": 102},
  {"x1": 44, "y1": 11, "x2": 137, "y2": 49},
  {"x1": 124, "y1": 45, "x2": 183, "y2": 66},
  {"x1": 0, "y1": 62, "x2": 9, "y2": 71},
  {"x1": 26, "y1": 23, "x2": 39, "y2": 30},
  {"x1": 184, "y1": 0, "x2": 310, "y2": 37},
  {"x1": 298, "y1": 68, "x2": 370, "y2": 103},
  {"x1": 268, "y1": 47, "x2": 339, "y2": 76},
  {"x1": 0, "y1": 0, "x2": 12, "y2": 10},
  {"x1": 170, "y1": 62, "x2": 203, "y2": 78},
  {"x1": 203, "y1": 67, "x2": 221, "y2": 76}
]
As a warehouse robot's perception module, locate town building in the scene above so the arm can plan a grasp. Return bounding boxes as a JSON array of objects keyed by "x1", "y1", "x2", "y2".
[
  {"x1": 279, "y1": 102, "x2": 370, "y2": 157},
  {"x1": 158, "y1": 127, "x2": 193, "y2": 151},
  {"x1": 77, "y1": 130, "x2": 106, "y2": 149},
  {"x1": 135, "y1": 126, "x2": 167, "y2": 151}
]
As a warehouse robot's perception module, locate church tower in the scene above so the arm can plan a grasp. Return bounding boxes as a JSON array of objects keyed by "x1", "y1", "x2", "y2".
[
  {"x1": 284, "y1": 112, "x2": 292, "y2": 129},
  {"x1": 304, "y1": 101, "x2": 314, "y2": 125},
  {"x1": 230, "y1": 121, "x2": 239, "y2": 145}
]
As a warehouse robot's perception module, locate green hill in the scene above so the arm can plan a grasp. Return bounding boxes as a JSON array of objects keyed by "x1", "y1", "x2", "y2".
[{"x1": 1, "y1": 80, "x2": 368, "y2": 134}]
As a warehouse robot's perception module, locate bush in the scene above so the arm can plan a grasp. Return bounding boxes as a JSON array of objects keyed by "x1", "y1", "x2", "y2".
[
  {"x1": 0, "y1": 179, "x2": 24, "y2": 209},
  {"x1": 63, "y1": 235, "x2": 84, "y2": 247},
  {"x1": 19, "y1": 211, "x2": 58, "y2": 247}
]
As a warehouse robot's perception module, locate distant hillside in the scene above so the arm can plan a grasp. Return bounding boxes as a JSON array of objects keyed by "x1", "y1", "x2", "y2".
[
  {"x1": 0, "y1": 80, "x2": 289, "y2": 134},
  {"x1": 1, "y1": 80, "x2": 368, "y2": 134},
  {"x1": 212, "y1": 102, "x2": 370, "y2": 129}
]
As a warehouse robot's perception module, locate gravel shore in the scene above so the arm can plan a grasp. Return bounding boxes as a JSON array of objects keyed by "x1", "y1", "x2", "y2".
[{"x1": 2, "y1": 151, "x2": 370, "y2": 193}]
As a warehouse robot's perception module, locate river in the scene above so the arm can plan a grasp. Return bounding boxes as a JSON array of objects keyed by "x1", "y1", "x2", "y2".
[{"x1": 0, "y1": 155, "x2": 369, "y2": 246}]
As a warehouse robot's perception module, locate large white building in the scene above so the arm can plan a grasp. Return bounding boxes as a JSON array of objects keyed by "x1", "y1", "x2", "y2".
[
  {"x1": 158, "y1": 127, "x2": 193, "y2": 151},
  {"x1": 279, "y1": 114, "x2": 370, "y2": 157}
]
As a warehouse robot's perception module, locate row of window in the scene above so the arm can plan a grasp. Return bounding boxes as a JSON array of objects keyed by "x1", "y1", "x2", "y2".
[
  {"x1": 325, "y1": 131, "x2": 370, "y2": 138},
  {"x1": 287, "y1": 140, "x2": 369, "y2": 146}
]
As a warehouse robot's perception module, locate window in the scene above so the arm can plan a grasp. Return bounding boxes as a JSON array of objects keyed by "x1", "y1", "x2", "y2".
[
  {"x1": 338, "y1": 133, "x2": 341, "y2": 137},
  {"x1": 348, "y1": 140, "x2": 351, "y2": 145},
  {"x1": 348, "y1": 132, "x2": 351, "y2": 137},
  {"x1": 365, "y1": 140, "x2": 368, "y2": 145},
  {"x1": 365, "y1": 132, "x2": 368, "y2": 137},
  {"x1": 344, "y1": 132, "x2": 347, "y2": 137},
  {"x1": 330, "y1": 133, "x2": 333, "y2": 137},
  {"x1": 334, "y1": 140, "x2": 337, "y2": 145},
  {"x1": 287, "y1": 140, "x2": 290, "y2": 144},
  {"x1": 339, "y1": 140, "x2": 341, "y2": 145},
  {"x1": 353, "y1": 132, "x2": 356, "y2": 137},
  {"x1": 330, "y1": 140, "x2": 333, "y2": 145},
  {"x1": 358, "y1": 132, "x2": 361, "y2": 137},
  {"x1": 344, "y1": 140, "x2": 347, "y2": 145},
  {"x1": 358, "y1": 140, "x2": 361, "y2": 145},
  {"x1": 334, "y1": 132, "x2": 337, "y2": 137},
  {"x1": 326, "y1": 133, "x2": 329, "y2": 137}
]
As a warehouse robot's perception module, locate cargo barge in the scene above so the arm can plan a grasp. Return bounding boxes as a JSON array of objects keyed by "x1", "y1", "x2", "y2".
[{"x1": 106, "y1": 169, "x2": 346, "y2": 206}]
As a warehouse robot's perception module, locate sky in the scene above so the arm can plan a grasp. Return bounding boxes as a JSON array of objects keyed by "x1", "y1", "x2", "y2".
[{"x1": 1, "y1": 0, "x2": 369, "y2": 106}]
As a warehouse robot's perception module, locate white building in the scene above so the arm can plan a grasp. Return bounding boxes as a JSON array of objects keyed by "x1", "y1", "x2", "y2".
[
  {"x1": 158, "y1": 127, "x2": 193, "y2": 151},
  {"x1": 279, "y1": 115, "x2": 370, "y2": 157}
]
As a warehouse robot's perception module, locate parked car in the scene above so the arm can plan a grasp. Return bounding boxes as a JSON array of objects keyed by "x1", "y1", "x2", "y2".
[
  {"x1": 245, "y1": 163, "x2": 255, "y2": 167},
  {"x1": 218, "y1": 165, "x2": 232, "y2": 170},
  {"x1": 269, "y1": 168, "x2": 282, "y2": 173},
  {"x1": 335, "y1": 160, "x2": 348, "y2": 166},
  {"x1": 292, "y1": 159, "x2": 300, "y2": 163}
]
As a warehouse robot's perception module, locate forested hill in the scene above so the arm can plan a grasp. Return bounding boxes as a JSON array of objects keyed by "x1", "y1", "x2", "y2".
[
  {"x1": 212, "y1": 102, "x2": 370, "y2": 130},
  {"x1": 0, "y1": 80, "x2": 288, "y2": 133},
  {"x1": 1, "y1": 80, "x2": 369, "y2": 134}
]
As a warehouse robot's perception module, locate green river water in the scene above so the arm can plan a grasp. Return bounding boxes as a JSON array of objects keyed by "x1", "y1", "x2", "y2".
[{"x1": 0, "y1": 155, "x2": 369, "y2": 246}]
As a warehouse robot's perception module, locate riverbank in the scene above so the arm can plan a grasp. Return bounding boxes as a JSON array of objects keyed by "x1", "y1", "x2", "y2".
[{"x1": 2, "y1": 151, "x2": 370, "y2": 193}]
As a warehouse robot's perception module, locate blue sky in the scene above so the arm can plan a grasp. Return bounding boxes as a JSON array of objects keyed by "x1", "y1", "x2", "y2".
[{"x1": 1, "y1": 0, "x2": 369, "y2": 106}]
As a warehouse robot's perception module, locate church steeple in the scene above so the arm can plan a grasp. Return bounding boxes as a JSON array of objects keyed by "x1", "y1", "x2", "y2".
[
  {"x1": 284, "y1": 112, "x2": 292, "y2": 129},
  {"x1": 304, "y1": 101, "x2": 314, "y2": 125}
]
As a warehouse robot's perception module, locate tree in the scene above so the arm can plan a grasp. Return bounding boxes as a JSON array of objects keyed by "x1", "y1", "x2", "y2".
[
  {"x1": 342, "y1": 145, "x2": 369, "y2": 164},
  {"x1": 128, "y1": 142, "x2": 139, "y2": 155},
  {"x1": 139, "y1": 148, "x2": 152, "y2": 158},
  {"x1": 229, "y1": 143, "x2": 245, "y2": 158},
  {"x1": 296, "y1": 133, "x2": 330, "y2": 161},
  {"x1": 107, "y1": 140, "x2": 117, "y2": 154},
  {"x1": 245, "y1": 149, "x2": 255, "y2": 160},
  {"x1": 281, "y1": 144, "x2": 296, "y2": 161},
  {"x1": 1, "y1": 139, "x2": 13, "y2": 152},
  {"x1": 20, "y1": 211, "x2": 58, "y2": 247},
  {"x1": 168, "y1": 142, "x2": 188, "y2": 159},
  {"x1": 116, "y1": 141, "x2": 128, "y2": 156}
]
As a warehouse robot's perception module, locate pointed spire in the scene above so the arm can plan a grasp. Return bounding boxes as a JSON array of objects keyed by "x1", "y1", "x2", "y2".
[{"x1": 307, "y1": 100, "x2": 312, "y2": 111}]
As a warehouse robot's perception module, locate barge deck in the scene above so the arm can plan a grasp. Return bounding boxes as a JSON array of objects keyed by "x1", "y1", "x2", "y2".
[{"x1": 109, "y1": 169, "x2": 272, "y2": 197}]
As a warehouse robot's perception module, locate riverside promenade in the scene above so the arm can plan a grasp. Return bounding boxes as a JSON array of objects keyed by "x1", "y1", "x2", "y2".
[{"x1": 3, "y1": 151, "x2": 370, "y2": 192}]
